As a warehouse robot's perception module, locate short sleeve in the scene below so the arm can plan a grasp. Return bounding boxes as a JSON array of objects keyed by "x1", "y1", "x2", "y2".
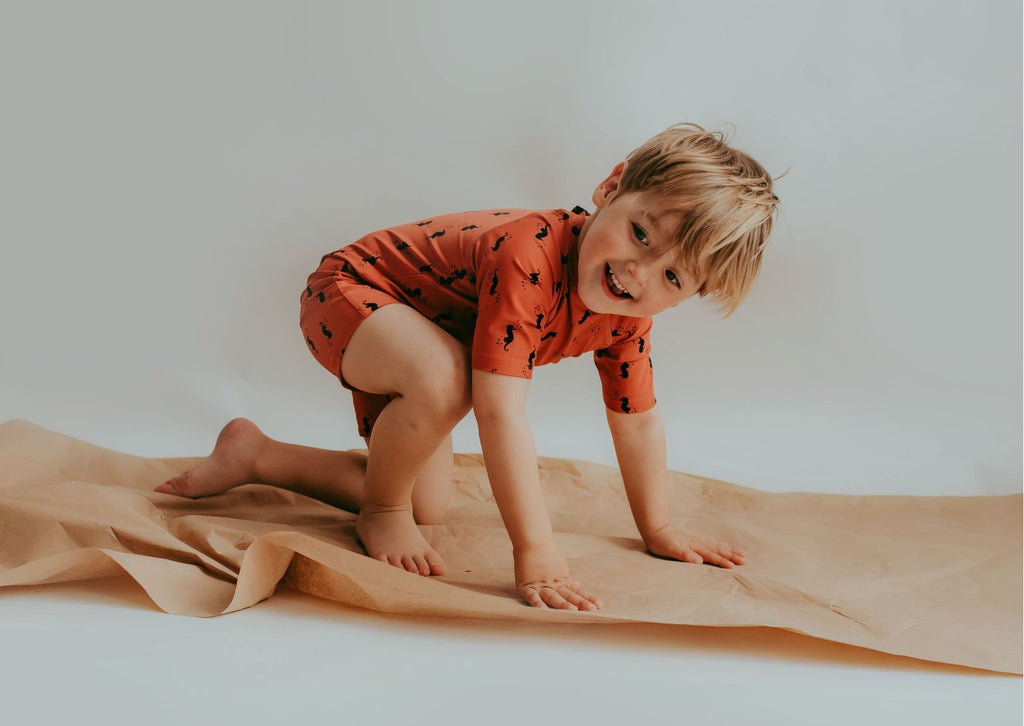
[
  {"x1": 471, "y1": 216, "x2": 558, "y2": 379},
  {"x1": 594, "y1": 317, "x2": 656, "y2": 414}
]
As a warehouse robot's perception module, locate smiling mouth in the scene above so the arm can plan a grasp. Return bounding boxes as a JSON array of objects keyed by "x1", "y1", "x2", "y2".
[{"x1": 605, "y1": 264, "x2": 632, "y2": 298}]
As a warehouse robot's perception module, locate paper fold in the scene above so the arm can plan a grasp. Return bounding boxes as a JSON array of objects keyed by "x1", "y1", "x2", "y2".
[{"x1": 0, "y1": 420, "x2": 1019, "y2": 674}]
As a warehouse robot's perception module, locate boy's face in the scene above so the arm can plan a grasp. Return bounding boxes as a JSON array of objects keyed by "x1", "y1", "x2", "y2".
[{"x1": 576, "y1": 162, "x2": 704, "y2": 316}]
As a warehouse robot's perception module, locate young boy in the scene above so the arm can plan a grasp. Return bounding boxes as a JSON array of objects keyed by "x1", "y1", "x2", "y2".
[{"x1": 156, "y1": 124, "x2": 778, "y2": 612}]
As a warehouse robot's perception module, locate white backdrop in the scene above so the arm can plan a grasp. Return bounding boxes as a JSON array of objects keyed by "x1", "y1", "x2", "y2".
[
  {"x1": 0, "y1": 3, "x2": 1020, "y2": 724},
  {"x1": 2, "y1": 1, "x2": 1019, "y2": 496}
]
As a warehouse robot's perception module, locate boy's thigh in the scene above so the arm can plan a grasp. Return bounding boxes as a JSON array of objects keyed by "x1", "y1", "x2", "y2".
[
  {"x1": 300, "y1": 275, "x2": 394, "y2": 385},
  {"x1": 341, "y1": 304, "x2": 471, "y2": 399}
]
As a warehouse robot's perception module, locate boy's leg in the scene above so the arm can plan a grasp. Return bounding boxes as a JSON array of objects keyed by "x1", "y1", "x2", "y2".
[
  {"x1": 410, "y1": 433, "x2": 454, "y2": 525},
  {"x1": 155, "y1": 423, "x2": 455, "y2": 525},
  {"x1": 340, "y1": 304, "x2": 472, "y2": 576},
  {"x1": 155, "y1": 418, "x2": 367, "y2": 510},
  {"x1": 365, "y1": 432, "x2": 453, "y2": 526}
]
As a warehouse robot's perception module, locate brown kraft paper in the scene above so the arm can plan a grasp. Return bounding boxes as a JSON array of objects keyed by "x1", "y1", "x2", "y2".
[{"x1": 0, "y1": 419, "x2": 1019, "y2": 674}]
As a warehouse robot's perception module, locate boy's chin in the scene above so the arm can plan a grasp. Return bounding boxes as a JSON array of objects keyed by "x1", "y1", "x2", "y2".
[{"x1": 578, "y1": 283, "x2": 619, "y2": 315}]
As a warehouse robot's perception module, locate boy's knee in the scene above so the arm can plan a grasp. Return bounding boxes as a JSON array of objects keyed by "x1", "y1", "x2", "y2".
[{"x1": 413, "y1": 346, "x2": 472, "y2": 421}]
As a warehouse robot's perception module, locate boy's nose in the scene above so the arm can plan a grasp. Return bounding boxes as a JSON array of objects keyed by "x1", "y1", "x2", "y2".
[{"x1": 624, "y1": 259, "x2": 648, "y2": 288}]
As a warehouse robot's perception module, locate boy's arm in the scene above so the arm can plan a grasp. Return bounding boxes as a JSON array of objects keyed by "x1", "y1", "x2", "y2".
[
  {"x1": 472, "y1": 370, "x2": 602, "y2": 611},
  {"x1": 605, "y1": 405, "x2": 746, "y2": 568}
]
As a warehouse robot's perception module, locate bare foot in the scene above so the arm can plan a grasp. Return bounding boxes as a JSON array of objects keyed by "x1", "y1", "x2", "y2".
[
  {"x1": 154, "y1": 418, "x2": 264, "y2": 498},
  {"x1": 356, "y1": 504, "x2": 447, "y2": 576}
]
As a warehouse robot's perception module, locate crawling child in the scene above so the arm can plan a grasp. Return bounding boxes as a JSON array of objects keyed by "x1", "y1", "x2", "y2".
[{"x1": 156, "y1": 124, "x2": 779, "y2": 611}]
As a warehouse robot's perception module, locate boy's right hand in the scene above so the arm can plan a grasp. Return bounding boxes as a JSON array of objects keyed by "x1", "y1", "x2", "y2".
[{"x1": 513, "y1": 541, "x2": 602, "y2": 611}]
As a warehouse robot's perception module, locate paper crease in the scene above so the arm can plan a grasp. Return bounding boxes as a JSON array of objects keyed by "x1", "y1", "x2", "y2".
[{"x1": 0, "y1": 420, "x2": 1019, "y2": 674}]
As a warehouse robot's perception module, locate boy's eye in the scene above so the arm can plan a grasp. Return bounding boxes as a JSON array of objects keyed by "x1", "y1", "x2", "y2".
[
  {"x1": 632, "y1": 223, "x2": 649, "y2": 246},
  {"x1": 665, "y1": 270, "x2": 681, "y2": 288}
]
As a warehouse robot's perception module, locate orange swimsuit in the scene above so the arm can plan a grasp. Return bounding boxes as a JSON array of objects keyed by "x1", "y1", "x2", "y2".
[{"x1": 300, "y1": 206, "x2": 656, "y2": 436}]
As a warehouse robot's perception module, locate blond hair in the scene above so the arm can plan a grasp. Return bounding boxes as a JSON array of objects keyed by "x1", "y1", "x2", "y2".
[{"x1": 618, "y1": 123, "x2": 779, "y2": 316}]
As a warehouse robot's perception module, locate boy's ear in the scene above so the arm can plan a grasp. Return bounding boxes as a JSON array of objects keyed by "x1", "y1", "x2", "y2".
[{"x1": 592, "y1": 161, "x2": 627, "y2": 208}]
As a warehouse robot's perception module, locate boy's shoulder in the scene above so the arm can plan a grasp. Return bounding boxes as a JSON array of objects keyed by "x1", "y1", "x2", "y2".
[
  {"x1": 468, "y1": 206, "x2": 588, "y2": 278},
  {"x1": 404, "y1": 206, "x2": 587, "y2": 241},
  {"x1": 380, "y1": 205, "x2": 588, "y2": 277}
]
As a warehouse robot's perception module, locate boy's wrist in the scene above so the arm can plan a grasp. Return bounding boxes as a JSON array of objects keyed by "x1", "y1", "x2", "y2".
[
  {"x1": 512, "y1": 537, "x2": 566, "y2": 576},
  {"x1": 639, "y1": 519, "x2": 673, "y2": 544}
]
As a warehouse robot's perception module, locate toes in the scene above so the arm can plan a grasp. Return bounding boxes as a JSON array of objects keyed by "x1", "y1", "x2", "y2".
[
  {"x1": 374, "y1": 552, "x2": 444, "y2": 576},
  {"x1": 155, "y1": 474, "x2": 189, "y2": 496},
  {"x1": 424, "y1": 550, "x2": 447, "y2": 576}
]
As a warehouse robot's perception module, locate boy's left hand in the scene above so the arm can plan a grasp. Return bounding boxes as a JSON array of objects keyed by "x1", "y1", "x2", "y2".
[{"x1": 643, "y1": 524, "x2": 746, "y2": 568}]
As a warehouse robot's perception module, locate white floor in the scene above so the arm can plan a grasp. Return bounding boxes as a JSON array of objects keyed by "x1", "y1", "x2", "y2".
[{"x1": 1, "y1": 577, "x2": 1018, "y2": 726}]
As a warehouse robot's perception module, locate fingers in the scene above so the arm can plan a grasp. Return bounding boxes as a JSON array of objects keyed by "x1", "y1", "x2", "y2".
[
  {"x1": 691, "y1": 543, "x2": 747, "y2": 568},
  {"x1": 539, "y1": 587, "x2": 577, "y2": 611},
  {"x1": 520, "y1": 581, "x2": 602, "y2": 611},
  {"x1": 522, "y1": 587, "x2": 547, "y2": 609},
  {"x1": 564, "y1": 581, "x2": 603, "y2": 610},
  {"x1": 660, "y1": 539, "x2": 748, "y2": 568},
  {"x1": 683, "y1": 550, "x2": 704, "y2": 565},
  {"x1": 695, "y1": 549, "x2": 733, "y2": 568},
  {"x1": 704, "y1": 536, "x2": 745, "y2": 565},
  {"x1": 552, "y1": 583, "x2": 601, "y2": 611}
]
